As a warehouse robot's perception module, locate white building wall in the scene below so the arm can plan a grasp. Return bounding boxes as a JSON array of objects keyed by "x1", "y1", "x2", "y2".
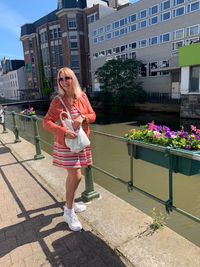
[
  {"x1": 180, "y1": 67, "x2": 189, "y2": 94},
  {"x1": 0, "y1": 66, "x2": 27, "y2": 100},
  {"x1": 89, "y1": 0, "x2": 200, "y2": 94}
]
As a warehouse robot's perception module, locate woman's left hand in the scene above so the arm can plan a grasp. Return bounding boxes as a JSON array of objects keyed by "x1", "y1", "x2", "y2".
[{"x1": 73, "y1": 116, "x2": 84, "y2": 130}]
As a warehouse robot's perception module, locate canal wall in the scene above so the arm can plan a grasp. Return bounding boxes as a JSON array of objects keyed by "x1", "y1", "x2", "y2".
[{"x1": 0, "y1": 127, "x2": 200, "y2": 267}]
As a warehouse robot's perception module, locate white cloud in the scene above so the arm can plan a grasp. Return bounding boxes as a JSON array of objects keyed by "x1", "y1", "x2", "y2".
[{"x1": 0, "y1": 3, "x2": 27, "y2": 36}]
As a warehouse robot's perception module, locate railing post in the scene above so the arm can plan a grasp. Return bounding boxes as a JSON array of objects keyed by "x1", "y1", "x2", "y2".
[
  {"x1": 11, "y1": 111, "x2": 21, "y2": 143},
  {"x1": 81, "y1": 165, "x2": 100, "y2": 202},
  {"x1": 31, "y1": 115, "x2": 45, "y2": 160},
  {"x1": 2, "y1": 110, "x2": 8, "y2": 133}
]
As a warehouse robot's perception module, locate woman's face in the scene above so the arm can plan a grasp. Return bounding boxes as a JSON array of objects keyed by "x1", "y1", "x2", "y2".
[{"x1": 58, "y1": 72, "x2": 73, "y2": 92}]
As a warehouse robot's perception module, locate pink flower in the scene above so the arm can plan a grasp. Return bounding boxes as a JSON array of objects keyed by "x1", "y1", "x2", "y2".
[
  {"x1": 149, "y1": 120, "x2": 154, "y2": 131},
  {"x1": 191, "y1": 125, "x2": 197, "y2": 132},
  {"x1": 153, "y1": 131, "x2": 161, "y2": 138}
]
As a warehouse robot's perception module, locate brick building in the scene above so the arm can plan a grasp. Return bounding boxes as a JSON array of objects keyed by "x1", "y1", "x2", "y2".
[{"x1": 20, "y1": 0, "x2": 116, "y2": 97}]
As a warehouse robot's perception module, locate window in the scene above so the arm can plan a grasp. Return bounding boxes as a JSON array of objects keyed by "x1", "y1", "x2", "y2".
[
  {"x1": 98, "y1": 27, "x2": 104, "y2": 35},
  {"x1": 121, "y1": 45, "x2": 127, "y2": 52},
  {"x1": 190, "y1": 66, "x2": 200, "y2": 92},
  {"x1": 105, "y1": 24, "x2": 111, "y2": 32},
  {"x1": 129, "y1": 14, "x2": 136, "y2": 23},
  {"x1": 71, "y1": 55, "x2": 79, "y2": 68},
  {"x1": 139, "y1": 64, "x2": 147, "y2": 77},
  {"x1": 106, "y1": 49, "x2": 112, "y2": 56},
  {"x1": 120, "y1": 28, "x2": 127, "y2": 35},
  {"x1": 70, "y1": 42, "x2": 78, "y2": 49},
  {"x1": 186, "y1": 25, "x2": 199, "y2": 36},
  {"x1": 172, "y1": 40, "x2": 184, "y2": 50},
  {"x1": 29, "y1": 39, "x2": 33, "y2": 49},
  {"x1": 149, "y1": 62, "x2": 158, "y2": 76},
  {"x1": 139, "y1": 39, "x2": 147, "y2": 48},
  {"x1": 106, "y1": 33, "x2": 112, "y2": 40},
  {"x1": 187, "y1": 1, "x2": 199, "y2": 12},
  {"x1": 113, "y1": 30, "x2": 119, "y2": 37},
  {"x1": 99, "y1": 51, "x2": 105, "y2": 57},
  {"x1": 173, "y1": 0, "x2": 184, "y2": 6},
  {"x1": 98, "y1": 35, "x2": 104, "y2": 42},
  {"x1": 87, "y1": 13, "x2": 97, "y2": 24},
  {"x1": 93, "y1": 53, "x2": 98, "y2": 59},
  {"x1": 138, "y1": 9, "x2": 147, "y2": 19},
  {"x1": 129, "y1": 24, "x2": 136, "y2": 32},
  {"x1": 160, "y1": 0, "x2": 170, "y2": 11},
  {"x1": 120, "y1": 18, "x2": 127, "y2": 26},
  {"x1": 149, "y1": 16, "x2": 158, "y2": 26},
  {"x1": 112, "y1": 21, "x2": 120, "y2": 29},
  {"x1": 129, "y1": 52, "x2": 136, "y2": 59},
  {"x1": 160, "y1": 33, "x2": 170, "y2": 43},
  {"x1": 93, "y1": 38, "x2": 98, "y2": 44},
  {"x1": 68, "y1": 18, "x2": 76, "y2": 29},
  {"x1": 173, "y1": 29, "x2": 184, "y2": 40},
  {"x1": 149, "y1": 5, "x2": 158, "y2": 16},
  {"x1": 138, "y1": 20, "x2": 147, "y2": 29},
  {"x1": 92, "y1": 30, "x2": 97, "y2": 36},
  {"x1": 129, "y1": 42, "x2": 137, "y2": 49},
  {"x1": 70, "y1": 35, "x2": 77, "y2": 40},
  {"x1": 149, "y1": 36, "x2": 158, "y2": 45},
  {"x1": 173, "y1": 6, "x2": 185, "y2": 17},
  {"x1": 160, "y1": 11, "x2": 171, "y2": 21}
]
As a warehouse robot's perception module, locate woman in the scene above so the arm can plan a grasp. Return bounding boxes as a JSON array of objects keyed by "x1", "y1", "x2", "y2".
[{"x1": 43, "y1": 67, "x2": 96, "y2": 231}]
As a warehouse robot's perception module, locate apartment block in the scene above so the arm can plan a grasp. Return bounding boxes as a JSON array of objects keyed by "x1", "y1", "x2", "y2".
[
  {"x1": 89, "y1": 0, "x2": 200, "y2": 99},
  {"x1": 20, "y1": 0, "x2": 114, "y2": 96}
]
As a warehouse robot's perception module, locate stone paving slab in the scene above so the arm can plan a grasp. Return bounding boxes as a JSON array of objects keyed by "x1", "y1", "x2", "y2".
[
  {"x1": 0, "y1": 136, "x2": 128, "y2": 266},
  {"x1": 1, "y1": 127, "x2": 200, "y2": 267}
]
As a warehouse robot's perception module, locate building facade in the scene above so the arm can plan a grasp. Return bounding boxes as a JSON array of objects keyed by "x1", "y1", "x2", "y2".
[
  {"x1": 89, "y1": 0, "x2": 200, "y2": 99},
  {"x1": 0, "y1": 58, "x2": 27, "y2": 100},
  {"x1": 20, "y1": 0, "x2": 114, "y2": 96}
]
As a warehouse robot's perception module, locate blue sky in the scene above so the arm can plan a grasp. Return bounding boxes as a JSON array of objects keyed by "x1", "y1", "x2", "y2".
[{"x1": 0, "y1": 0, "x2": 138, "y2": 61}]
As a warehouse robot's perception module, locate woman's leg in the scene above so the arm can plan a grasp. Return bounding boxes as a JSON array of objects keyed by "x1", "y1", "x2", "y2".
[{"x1": 66, "y1": 168, "x2": 82, "y2": 209}]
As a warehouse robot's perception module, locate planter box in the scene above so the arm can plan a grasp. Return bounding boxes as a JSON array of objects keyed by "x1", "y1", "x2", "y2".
[{"x1": 127, "y1": 142, "x2": 200, "y2": 176}]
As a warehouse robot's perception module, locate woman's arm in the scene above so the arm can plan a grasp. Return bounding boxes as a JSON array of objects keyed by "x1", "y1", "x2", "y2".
[{"x1": 43, "y1": 97, "x2": 67, "y2": 137}]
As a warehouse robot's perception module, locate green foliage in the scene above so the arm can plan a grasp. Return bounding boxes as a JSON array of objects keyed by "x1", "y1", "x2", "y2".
[
  {"x1": 39, "y1": 54, "x2": 53, "y2": 97},
  {"x1": 151, "y1": 207, "x2": 167, "y2": 230},
  {"x1": 94, "y1": 59, "x2": 147, "y2": 110}
]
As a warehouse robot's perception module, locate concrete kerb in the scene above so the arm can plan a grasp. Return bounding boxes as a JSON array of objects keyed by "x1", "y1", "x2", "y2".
[{"x1": 0, "y1": 127, "x2": 200, "y2": 267}]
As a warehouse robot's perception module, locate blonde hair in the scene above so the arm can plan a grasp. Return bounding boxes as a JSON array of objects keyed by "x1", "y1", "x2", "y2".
[{"x1": 57, "y1": 67, "x2": 82, "y2": 98}]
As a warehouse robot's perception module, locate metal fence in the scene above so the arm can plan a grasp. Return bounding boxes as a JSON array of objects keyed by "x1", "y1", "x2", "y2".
[{"x1": 1, "y1": 110, "x2": 199, "y2": 224}]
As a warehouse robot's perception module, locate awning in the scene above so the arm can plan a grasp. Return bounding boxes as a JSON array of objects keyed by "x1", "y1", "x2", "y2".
[{"x1": 151, "y1": 66, "x2": 181, "y2": 72}]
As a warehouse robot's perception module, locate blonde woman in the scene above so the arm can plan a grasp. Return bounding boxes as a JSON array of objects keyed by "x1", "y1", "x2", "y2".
[{"x1": 43, "y1": 67, "x2": 96, "y2": 231}]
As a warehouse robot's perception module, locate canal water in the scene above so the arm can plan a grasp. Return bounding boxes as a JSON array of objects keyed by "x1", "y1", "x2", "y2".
[{"x1": 4, "y1": 105, "x2": 200, "y2": 247}]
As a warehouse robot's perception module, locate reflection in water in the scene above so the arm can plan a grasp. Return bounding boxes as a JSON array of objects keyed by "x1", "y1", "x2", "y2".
[{"x1": 4, "y1": 106, "x2": 200, "y2": 247}]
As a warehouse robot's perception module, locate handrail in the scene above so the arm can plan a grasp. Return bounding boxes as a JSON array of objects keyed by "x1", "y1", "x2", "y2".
[
  {"x1": 90, "y1": 130, "x2": 200, "y2": 223},
  {"x1": 1, "y1": 110, "x2": 99, "y2": 202},
  {"x1": 1, "y1": 112, "x2": 200, "y2": 222}
]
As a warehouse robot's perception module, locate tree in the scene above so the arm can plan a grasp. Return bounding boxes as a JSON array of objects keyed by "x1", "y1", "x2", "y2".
[
  {"x1": 39, "y1": 54, "x2": 53, "y2": 98},
  {"x1": 95, "y1": 59, "x2": 147, "y2": 110}
]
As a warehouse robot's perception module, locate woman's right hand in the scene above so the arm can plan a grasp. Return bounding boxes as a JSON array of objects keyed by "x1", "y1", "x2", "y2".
[{"x1": 65, "y1": 130, "x2": 78, "y2": 139}]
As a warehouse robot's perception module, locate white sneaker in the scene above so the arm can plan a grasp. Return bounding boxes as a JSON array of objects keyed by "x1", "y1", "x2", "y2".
[
  {"x1": 63, "y1": 212, "x2": 82, "y2": 231},
  {"x1": 64, "y1": 203, "x2": 86, "y2": 213}
]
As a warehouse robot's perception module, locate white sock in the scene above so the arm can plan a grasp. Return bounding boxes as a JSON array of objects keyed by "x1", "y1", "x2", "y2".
[{"x1": 66, "y1": 207, "x2": 75, "y2": 214}]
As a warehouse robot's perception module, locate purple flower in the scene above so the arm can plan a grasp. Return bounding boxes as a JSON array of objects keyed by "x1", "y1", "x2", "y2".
[
  {"x1": 185, "y1": 145, "x2": 191, "y2": 150},
  {"x1": 164, "y1": 126, "x2": 170, "y2": 132},
  {"x1": 187, "y1": 136, "x2": 190, "y2": 141},
  {"x1": 165, "y1": 132, "x2": 171, "y2": 138},
  {"x1": 179, "y1": 130, "x2": 187, "y2": 139}
]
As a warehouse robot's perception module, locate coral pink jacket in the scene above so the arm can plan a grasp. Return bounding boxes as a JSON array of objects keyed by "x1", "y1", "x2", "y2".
[{"x1": 43, "y1": 91, "x2": 96, "y2": 147}]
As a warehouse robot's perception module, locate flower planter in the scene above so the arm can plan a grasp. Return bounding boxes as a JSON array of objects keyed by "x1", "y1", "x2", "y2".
[{"x1": 127, "y1": 141, "x2": 200, "y2": 176}]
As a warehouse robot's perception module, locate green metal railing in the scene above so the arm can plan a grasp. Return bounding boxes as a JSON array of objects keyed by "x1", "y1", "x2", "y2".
[
  {"x1": 1, "y1": 110, "x2": 99, "y2": 202},
  {"x1": 1, "y1": 111, "x2": 200, "y2": 223},
  {"x1": 90, "y1": 130, "x2": 200, "y2": 224}
]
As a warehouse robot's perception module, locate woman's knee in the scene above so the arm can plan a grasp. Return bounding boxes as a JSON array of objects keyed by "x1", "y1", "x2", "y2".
[{"x1": 67, "y1": 169, "x2": 82, "y2": 181}]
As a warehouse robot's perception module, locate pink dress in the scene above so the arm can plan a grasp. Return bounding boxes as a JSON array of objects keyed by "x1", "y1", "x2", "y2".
[{"x1": 52, "y1": 106, "x2": 92, "y2": 169}]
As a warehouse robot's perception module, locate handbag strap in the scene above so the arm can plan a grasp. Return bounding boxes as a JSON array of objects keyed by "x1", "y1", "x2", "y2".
[{"x1": 56, "y1": 95, "x2": 72, "y2": 120}]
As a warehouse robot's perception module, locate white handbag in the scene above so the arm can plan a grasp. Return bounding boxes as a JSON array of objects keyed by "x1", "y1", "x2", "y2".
[{"x1": 57, "y1": 96, "x2": 90, "y2": 153}]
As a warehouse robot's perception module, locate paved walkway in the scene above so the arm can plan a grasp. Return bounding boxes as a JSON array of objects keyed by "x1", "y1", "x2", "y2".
[{"x1": 0, "y1": 142, "x2": 127, "y2": 267}]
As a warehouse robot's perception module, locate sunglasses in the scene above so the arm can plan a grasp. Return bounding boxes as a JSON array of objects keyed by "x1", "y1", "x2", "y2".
[{"x1": 59, "y1": 76, "x2": 72, "y2": 82}]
